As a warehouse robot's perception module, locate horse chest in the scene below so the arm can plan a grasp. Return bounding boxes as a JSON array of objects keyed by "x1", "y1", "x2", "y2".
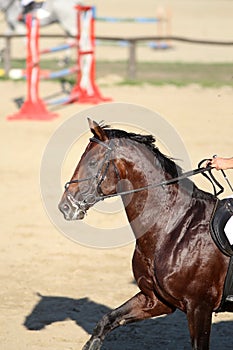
[
  {"x1": 133, "y1": 244, "x2": 180, "y2": 304},
  {"x1": 133, "y1": 246, "x2": 156, "y2": 295}
]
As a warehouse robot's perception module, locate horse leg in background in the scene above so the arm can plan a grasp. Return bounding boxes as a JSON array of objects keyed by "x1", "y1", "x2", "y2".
[
  {"x1": 186, "y1": 303, "x2": 213, "y2": 350},
  {"x1": 82, "y1": 292, "x2": 175, "y2": 350}
]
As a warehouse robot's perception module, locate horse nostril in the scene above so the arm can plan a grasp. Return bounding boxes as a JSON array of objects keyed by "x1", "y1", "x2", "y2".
[
  {"x1": 59, "y1": 202, "x2": 70, "y2": 214},
  {"x1": 63, "y1": 204, "x2": 70, "y2": 212}
]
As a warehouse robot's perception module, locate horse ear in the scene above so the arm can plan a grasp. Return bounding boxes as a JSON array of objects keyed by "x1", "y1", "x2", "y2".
[{"x1": 88, "y1": 118, "x2": 108, "y2": 141}]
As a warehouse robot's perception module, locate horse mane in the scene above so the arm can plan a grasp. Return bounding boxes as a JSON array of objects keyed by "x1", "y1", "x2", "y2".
[
  {"x1": 103, "y1": 126, "x2": 183, "y2": 179},
  {"x1": 102, "y1": 126, "x2": 217, "y2": 201}
]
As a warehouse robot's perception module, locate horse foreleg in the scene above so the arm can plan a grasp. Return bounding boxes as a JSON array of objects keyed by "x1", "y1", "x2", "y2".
[
  {"x1": 187, "y1": 304, "x2": 213, "y2": 350},
  {"x1": 82, "y1": 292, "x2": 175, "y2": 350}
]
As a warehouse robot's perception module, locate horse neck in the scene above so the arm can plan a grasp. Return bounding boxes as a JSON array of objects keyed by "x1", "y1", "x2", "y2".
[{"x1": 116, "y1": 139, "x2": 193, "y2": 242}]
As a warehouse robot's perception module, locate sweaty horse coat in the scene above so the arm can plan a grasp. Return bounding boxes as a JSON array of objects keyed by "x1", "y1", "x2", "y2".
[{"x1": 59, "y1": 119, "x2": 233, "y2": 350}]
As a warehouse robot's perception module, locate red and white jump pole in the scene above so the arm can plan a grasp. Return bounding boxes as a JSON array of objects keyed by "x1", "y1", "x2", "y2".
[
  {"x1": 70, "y1": 5, "x2": 112, "y2": 104},
  {"x1": 7, "y1": 14, "x2": 58, "y2": 121},
  {"x1": 7, "y1": 5, "x2": 111, "y2": 121}
]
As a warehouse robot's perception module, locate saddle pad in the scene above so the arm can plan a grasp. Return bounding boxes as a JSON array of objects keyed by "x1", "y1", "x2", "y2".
[{"x1": 210, "y1": 198, "x2": 233, "y2": 257}]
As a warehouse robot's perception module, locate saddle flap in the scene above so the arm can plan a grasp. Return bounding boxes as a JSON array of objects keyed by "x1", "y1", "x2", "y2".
[{"x1": 210, "y1": 198, "x2": 233, "y2": 257}]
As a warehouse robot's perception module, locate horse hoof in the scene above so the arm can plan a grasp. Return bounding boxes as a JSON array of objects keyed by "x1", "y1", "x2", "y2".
[{"x1": 82, "y1": 337, "x2": 102, "y2": 350}]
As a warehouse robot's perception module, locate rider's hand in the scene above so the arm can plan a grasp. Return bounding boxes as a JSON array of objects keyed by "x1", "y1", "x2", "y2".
[{"x1": 210, "y1": 157, "x2": 233, "y2": 171}]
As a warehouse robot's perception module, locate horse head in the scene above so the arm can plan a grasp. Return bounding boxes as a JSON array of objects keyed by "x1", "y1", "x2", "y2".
[{"x1": 59, "y1": 119, "x2": 124, "y2": 221}]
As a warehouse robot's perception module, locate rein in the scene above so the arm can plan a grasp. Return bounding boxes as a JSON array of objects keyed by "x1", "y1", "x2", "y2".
[
  {"x1": 64, "y1": 137, "x2": 224, "y2": 208},
  {"x1": 90, "y1": 165, "x2": 223, "y2": 202}
]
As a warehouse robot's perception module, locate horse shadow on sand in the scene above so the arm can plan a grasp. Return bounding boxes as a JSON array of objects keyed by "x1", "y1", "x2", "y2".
[{"x1": 24, "y1": 293, "x2": 233, "y2": 350}]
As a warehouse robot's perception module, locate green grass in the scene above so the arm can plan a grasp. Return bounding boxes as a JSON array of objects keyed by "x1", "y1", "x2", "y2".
[
  {"x1": 97, "y1": 61, "x2": 233, "y2": 87},
  {"x1": 1, "y1": 59, "x2": 233, "y2": 87}
]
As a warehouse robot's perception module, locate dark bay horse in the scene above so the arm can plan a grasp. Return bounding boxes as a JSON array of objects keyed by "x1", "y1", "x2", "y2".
[{"x1": 59, "y1": 119, "x2": 232, "y2": 349}]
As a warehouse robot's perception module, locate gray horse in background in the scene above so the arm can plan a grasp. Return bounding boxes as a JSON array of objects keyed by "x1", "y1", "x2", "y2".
[{"x1": 0, "y1": 0, "x2": 81, "y2": 35}]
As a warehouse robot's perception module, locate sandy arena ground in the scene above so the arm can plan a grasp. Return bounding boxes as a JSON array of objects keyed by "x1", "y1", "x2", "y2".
[{"x1": 1, "y1": 1, "x2": 233, "y2": 349}]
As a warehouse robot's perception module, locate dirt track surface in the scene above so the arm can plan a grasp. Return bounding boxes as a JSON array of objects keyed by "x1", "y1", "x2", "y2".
[
  {"x1": 1, "y1": 1, "x2": 233, "y2": 349},
  {"x1": 1, "y1": 80, "x2": 233, "y2": 349}
]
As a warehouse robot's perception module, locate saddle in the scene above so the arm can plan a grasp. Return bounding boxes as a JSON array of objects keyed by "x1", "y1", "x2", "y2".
[
  {"x1": 210, "y1": 198, "x2": 233, "y2": 257},
  {"x1": 210, "y1": 198, "x2": 233, "y2": 312}
]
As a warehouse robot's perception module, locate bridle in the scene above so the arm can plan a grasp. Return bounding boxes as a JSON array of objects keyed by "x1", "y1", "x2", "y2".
[
  {"x1": 64, "y1": 137, "x2": 225, "y2": 217},
  {"x1": 65, "y1": 137, "x2": 120, "y2": 194},
  {"x1": 64, "y1": 137, "x2": 121, "y2": 215}
]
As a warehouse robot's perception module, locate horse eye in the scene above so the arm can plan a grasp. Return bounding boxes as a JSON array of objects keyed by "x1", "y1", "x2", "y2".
[{"x1": 89, "y1": 159, "x2": 97, "y2": 168}]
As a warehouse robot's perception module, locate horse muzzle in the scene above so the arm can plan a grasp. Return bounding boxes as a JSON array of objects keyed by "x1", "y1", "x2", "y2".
[
  {"x1": 59, "y1": 193, "x2": 87, "y2": 221},
  {"x1": 59, "y1": 192, "x2": 99, "y2": 221}
]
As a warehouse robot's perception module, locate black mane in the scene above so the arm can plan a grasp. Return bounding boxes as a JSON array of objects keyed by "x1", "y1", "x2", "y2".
[{"x1": 104, "y1": 127, "x2": 183, "y2": 179}]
